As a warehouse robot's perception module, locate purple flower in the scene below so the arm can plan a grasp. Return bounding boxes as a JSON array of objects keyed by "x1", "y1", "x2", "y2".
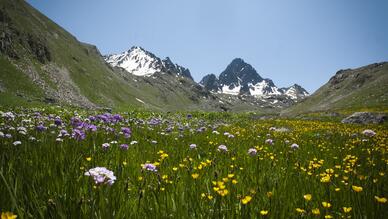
[
  {"x1": 362, "y1": 129, "x2": 376, "y2": 137},
  {"x1": 218, "y1": 144, "x2": 228, "y2": 152},
  {"x1": 142, "y1": 163, "x2": 157, "y2": 172},
  {"x1": 85, "y1": 167, "x2": 116, "y2": 185},
  {"x1": 187, "y1": 114, "x2": 192, "y2": 119},
  {"x1": 70, "y1": 117, "x2": 83, "y2": 127},
  {"x1": 54, "y1": 117, "x2": 62, "y2": 126},
  {"x1": 72, "y1": 129, "x2": 86, "y2": 141},
  {"x1": 248, "y1": 148, "x2": 257, "y2": 156},
  {"x1": 120, "y1": 144, "x2": 129, "y2": 150},
  {"x1": 290, "y1": 143, "x2": 299, "y2": 150},
  {"x1": 36, "y1": 124, "x2": 47, "y2": 132},
  {"x1": 189, "y1": 144, "x2": 197, "y2": 149},
  {"x1": 113, "y1": 114, "x2": 123, "y2": 122},
  {"x1": 121, "y1": 127, "x2": 132, "y2": 138}
]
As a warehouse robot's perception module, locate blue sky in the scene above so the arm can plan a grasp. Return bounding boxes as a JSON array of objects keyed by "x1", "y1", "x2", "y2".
[{"x1": 27, "y1": 0, "x2": 388, "y2": 92}]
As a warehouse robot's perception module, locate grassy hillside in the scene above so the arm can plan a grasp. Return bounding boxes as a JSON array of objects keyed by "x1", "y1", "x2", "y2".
[
  {"x1": 282, "y1": 62, "x2": 388, "y2": 116},
  {"x1": 0, "y1": 0, "x2": 236, "y2": 112}
]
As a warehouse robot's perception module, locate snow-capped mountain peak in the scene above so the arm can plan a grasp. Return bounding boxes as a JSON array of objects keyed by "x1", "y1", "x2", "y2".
[
  {"x1": 200, "y1": 58, "x2": 309, "y2": 100},
  {"x1": 104, "y1": 46, "x2": 193, "y2": 79}
]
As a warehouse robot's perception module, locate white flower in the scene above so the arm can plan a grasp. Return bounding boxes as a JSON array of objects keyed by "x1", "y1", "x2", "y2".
[
  {"x1": 218, "y1": 145, "x2": 228, "y2": 152},
  {"x1": 362, "y1": 129, "x2": 376, "y2": 137},
  {"x1": 13, "y1": 141, "x2": 22, "y2": 146},
  {"x1": 290, "y1": 143, "x2": 299, "y2": 150}
]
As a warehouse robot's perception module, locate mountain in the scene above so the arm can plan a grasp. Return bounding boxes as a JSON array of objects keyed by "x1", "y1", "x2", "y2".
[
  {"x1": 282, "y1": 62, "x2": 388, "y2": 115},
  {"x1": 104, "y1": 47, "x2": 193, "y2": 80},
  {"x1": 0, "y1": 0, "x2": 312, "y2": 113},
  {"x1": 200, "y1": 58, "x2": 309, "y2": 100},
  {"x1": 0, "y1": 0, "x2": 224, "y2": 111}
]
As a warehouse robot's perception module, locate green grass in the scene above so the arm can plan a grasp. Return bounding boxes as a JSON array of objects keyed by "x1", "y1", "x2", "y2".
[{"x1": 0, "y1": 108, "x2": 387, "y2": 218}]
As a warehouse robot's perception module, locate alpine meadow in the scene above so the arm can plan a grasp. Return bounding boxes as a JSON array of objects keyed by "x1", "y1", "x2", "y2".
[{"x1": 1, "y1": 0, "x2": 387, "y2": 218}]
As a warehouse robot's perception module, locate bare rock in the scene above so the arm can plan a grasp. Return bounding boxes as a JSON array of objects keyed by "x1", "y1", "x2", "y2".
[{"x1": 341, "y1": 112, "x2": 386, "y2": 124}]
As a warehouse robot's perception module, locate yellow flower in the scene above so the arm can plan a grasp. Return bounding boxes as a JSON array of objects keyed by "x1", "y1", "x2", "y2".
[
  {"x1": 201, "y1": 193, "x2": 206, "y2": 198},
  {"x1": 228, "y1": 174, "x2": 235, "y2": 178},
  {"x1": 375, "y1": 196, "x2": 387, "y2": 203},
  {"x1": 320, "y1": 175, "x2": 331, "y2": 183},
  {"x1": 207, "y1": 195, "x2": 213, "y2": 200},
  {"x1": 1, "y1": 212, "x2": 17, "y2": 219},
  {"x1": 295, "y1": 208, "x2": 306, "y2": 214},
  {"x1": 311, "y1": 208, "x2": 320, "y2": 215},
  {"x1": 86, "y1": 157, "x2": 92, "y2": 161},
  {"x1": 260, "y1": 210, "x2": 269, "y2": 215},
  {"x1": 232, "y1": 179, "x2": 238, "y2": 184},
  {"x1": 122, "y1": 161, "x2": 127, "y2": 166},
  {"x1": 191, "y1": 173, "x2": 199, "y2": 179},
  {"x1": 172, "y1": 167, "x2": 178, "y2": 171},
  {"x1": 352, "y1": 185, "x2": 363, "y2": 192},
  {"x1": 335, "y1": 188, "x2": 341, "y2": 192},
  {"x1": 303, "y1": 194, "x2": 312, "y2": 201},
  {"x1": 241, "y1": 195, "x2": 252, "y2": 204},
  {"x1": 322, "y1": 202, "x2": 332, "y2": 208},
  {"x1": 342, "y1": 207, "x2": 352, "y2": 213},
  {"x1": 138, "y1": 176, "x2": 143, "y2": 181},
  {"x1": 266, "y1": 191, "x2": 273, "y2": 198},
  {"x1": 324, "y1": 215, "x2": 333, "y2": 219},
  {"x1": 217, "y1": 189, "x2": 229, "y2": 196}
]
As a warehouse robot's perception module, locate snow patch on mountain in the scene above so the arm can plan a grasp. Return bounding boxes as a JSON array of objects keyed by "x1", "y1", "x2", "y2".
[{"x1": 104, "y1": 46, "x2": 193, "y2": 79}]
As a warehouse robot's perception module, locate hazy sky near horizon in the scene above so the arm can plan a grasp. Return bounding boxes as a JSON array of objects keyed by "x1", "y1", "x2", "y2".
[{"x1": 27, "y1": 0, "x2": 388, "y2": 92}]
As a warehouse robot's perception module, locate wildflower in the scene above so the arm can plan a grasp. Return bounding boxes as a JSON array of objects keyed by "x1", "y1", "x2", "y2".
[
  {"x1": 303, "y1": 194, "x2": 312, "y2": 201},
  {"x1": 189, "y1": 144, "x2": 197, "y2": 149},
  {"x1": 86, "y1": 157, "x2": 92, "y2": 161},
  {"x1": 217, "y1": 189, "x2": 229, "y2": 196},
  {"x1": 121, "y1": 127, "x2": 132, "y2": 138},
  {"x1": 13, "y1": 141, "x2": 21, "y2": 146},
  {"x1": 375, "y1": 196, "x2": 387, "y2": 203},
  {"x1": 130, "y1": 140, "x2": 138, "y2": 145},
  {"x1": 290, "y1": 143, "x2": 299, "y2": 150},
  {"x1": 218, "y1": 145, "x2": 228, "y2": 152},
  {"x1": 320, "y1": 175, "x2": 331, "y2": 183},
  {"x1": 266, "y1": 191, "x2": 273, "y2": 198},
  {"x1": 1, "y1": 211, "x2": 17, "y2": 219},
  {"x1": 260, "y1": 210, "x2": 269, "y2": 215},
  {"x1": 102, "y1": 143, "x2": 110, "y2": 150},
  {"x1": 54, "y1": 117, "x2": 62, "y2": 126},
  {"x1": 142, "y1": 163, "x2": 157, "y2": 172},
  {"x1": 120, "y1": 144, "x2": 129, "y2": 150},
  {"x1": 324, "y1": 215, "x2": 333, "y2": 219},
  {"x1": 295, "y1": 208, "x2": 306, "y2": 214},
  {"x1": 265, "y1": 139, "x2": 274, "y2": 145},
  {"x1": 352, "y1": 185, "x2": 363, "y2": 192},
  {"x1": 84, "y1": 167, "x2": 116, "y2": 185},
  {"x1": 191, "y1": 173, "x2": 199, "y2": 179},
  {"x1": 71, "y1": 129, "x2": 86, "y2": 141},
  {"x1": 36, "y1": 124, "x2": 47, "y2": 132},
  {"x1": 322, "y1": 202, "x2": 332, "y2": 208},
  {"x1": 248, "y1": 148, "x2": 257, "y2": 156},
  {"x1": 241, "y1": 195, "x2": 252, "y2": 204},
  {"x1": 311, "y1": 208, "x2": 320, "y2": 215},
  {"x1": 362, "y1": 129, "x2": 376, "y2": 137},
  {"x1": 342, "y1": 207, "x2": 352, "y2": 213}
]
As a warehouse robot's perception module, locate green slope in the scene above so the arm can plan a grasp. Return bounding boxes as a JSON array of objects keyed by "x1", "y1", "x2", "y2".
[
  {"x1": 282, "y1": 62, "x2": 388, "y2": 116},
  {"x1": 0, "y1": 0, "x2": 230, "y2": 111}
]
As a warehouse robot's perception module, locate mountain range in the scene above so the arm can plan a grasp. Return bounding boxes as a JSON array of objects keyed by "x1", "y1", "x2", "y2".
[{"x1": 0, "y1": 0, "x2": 387, "y2": 114}]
